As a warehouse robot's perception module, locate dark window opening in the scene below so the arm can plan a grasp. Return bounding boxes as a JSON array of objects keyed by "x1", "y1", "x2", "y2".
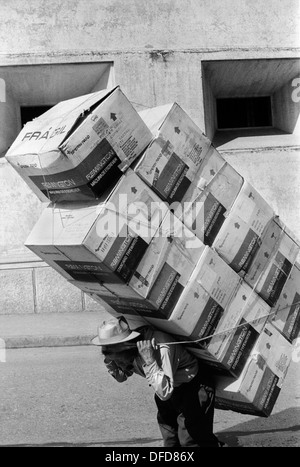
[
  {"x1": 216, "y1": 97, "x2": 272, "y2": 129},
  {"x1": 21, "y1": 106, "x2": 53, "y2": 126}
]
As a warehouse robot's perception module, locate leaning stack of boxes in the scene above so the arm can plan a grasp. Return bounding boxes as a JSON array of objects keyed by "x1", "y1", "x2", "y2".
[{"x1": 5, "y1": 85, "x2": 300, "y2": 417}]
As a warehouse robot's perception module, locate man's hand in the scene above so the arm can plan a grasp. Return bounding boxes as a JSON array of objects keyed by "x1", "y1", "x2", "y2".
[{"x1": 137, "y1": 339, "x2": 157, "y2": 366}]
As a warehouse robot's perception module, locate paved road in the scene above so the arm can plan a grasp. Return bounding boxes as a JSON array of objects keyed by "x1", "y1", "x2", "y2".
[{"x1": 0, "y1": 346, "x2": 299, "y2": 447}]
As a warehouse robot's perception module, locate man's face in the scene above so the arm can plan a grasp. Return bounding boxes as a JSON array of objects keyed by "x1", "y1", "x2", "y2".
[{"x1": 102, "y1": 342, "x2": 137, "y2": 367}]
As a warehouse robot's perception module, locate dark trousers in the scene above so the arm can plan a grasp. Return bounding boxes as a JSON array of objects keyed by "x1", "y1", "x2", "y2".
[{"x1": 155, "y1": 371, "x2": 220, "y2": 447}]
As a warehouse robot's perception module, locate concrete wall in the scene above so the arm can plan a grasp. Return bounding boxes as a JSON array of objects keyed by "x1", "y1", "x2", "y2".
[
  {"x1": 0, "y1": 0, "x2": 299, "y2": 314},
  {"x1": 0, "y1": 0, "x2": 299, "y2": 52},
  {"x1": 0, "y1": 262, "x2": 102, "y2": 315},
  {"x1": 273, "y1": 79, "x2": 300, "y2": 134},
  {"x1": 220, "y1": 146, "x2": 300, "y2": 237}
]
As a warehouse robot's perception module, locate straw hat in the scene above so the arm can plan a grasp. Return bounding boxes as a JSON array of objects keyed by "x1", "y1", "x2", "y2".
[{"x1": 92, "y1": 316, "x2": 140, "y2": 346}]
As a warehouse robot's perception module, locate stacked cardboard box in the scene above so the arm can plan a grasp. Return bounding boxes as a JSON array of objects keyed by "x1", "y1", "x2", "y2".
[
  {"x1": 243, "y1": 217, "x2": 300, "y2": 305},
  {"x1": 215, "y1": 322, "x2": 294, "y2": 416},
  {"x1": 187, "y1": 278, "x2": 271, "y2": 377},
  {"x1": 268, "y1": 261, "x2": 300, "y2": 342},
  {"x1": 140, "y1": 246, "x2": 240, "y2": 337},
  {"x1": 26, "y1": 190, "x2": 205, "y2": 322},
  {"x1": 72, "y1": 210, "x2": 206, "y2": 323},
  {"x1": 136, "y1": 103, "x2": 212, "y2": 205},
  {"x1": 6, "y1": 85, "x2": 155, "y2": 331},
  {"x1": 5, "y1": 86, "x2": 153, "y2": 202},
  {"x1": 69, "y1": 280, "x2": 149, "y2": 329},
  {"x1": 212, "y1": 181, "x2": 275, "y2": 273},
  {"x1": 25, "y1": 169, "x2": 169, "y2": 285},
  {"x1": 137, "y1": 104, "x2": 244, "y2": 246},
  {"x1": 6, "y1": 89, "x2": 300, "y2": 417},
  {"x1": 136, "y1": 101, "x2": 300, "y2": 414}
]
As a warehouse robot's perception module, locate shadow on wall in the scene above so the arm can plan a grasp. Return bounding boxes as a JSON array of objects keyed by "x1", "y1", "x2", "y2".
[{"x1": 216, "y1": 407, "x2": 300, "y2": 447}]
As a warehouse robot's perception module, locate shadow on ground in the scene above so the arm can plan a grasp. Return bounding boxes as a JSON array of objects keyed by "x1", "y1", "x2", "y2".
[
  {"x1": 3, "y1": 409, "x2": 300, "y2": 448},
  {"x1": 1, "y1": 437, "x2": 163, "y2": 448},
  {"x1": 216, "y1": 407, "x2": 300, "y2": 447}
]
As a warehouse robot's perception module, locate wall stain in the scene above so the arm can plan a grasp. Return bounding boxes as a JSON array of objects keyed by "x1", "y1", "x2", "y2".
[{"x1": 149, "y1": 50, "x2": 174, "y2": 63}]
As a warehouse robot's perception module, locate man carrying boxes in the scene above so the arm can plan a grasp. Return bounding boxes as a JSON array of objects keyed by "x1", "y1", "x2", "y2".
[
  {"x1": 5, "y1": 88, "x2": 300, "y2": 447},
  {"x1": 91, "y1": 315, "x2": 224, "y2": 447}
]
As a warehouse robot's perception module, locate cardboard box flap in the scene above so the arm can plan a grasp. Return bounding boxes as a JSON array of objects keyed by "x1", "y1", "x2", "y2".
[
  {"x1": 24, "y1": 200, "x2": 106, "y2": 247},
  {"x1": 5, "y1": 87, "x2": 118, "y2": 158},
  {"x1": 139, "y1": 103, "x2": 175, "y2": 135}
]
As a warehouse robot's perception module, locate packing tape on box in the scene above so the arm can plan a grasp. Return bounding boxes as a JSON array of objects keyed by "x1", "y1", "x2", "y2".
[
  {"x1": 175, "y1": 159, "x2": 227, "y2": 225},
  {"x1": 37, "y1": 153, "x2": 52, "y2": 202},
  {"x1": 118, "y1": 159, "x2": 131, "y2": 173}
]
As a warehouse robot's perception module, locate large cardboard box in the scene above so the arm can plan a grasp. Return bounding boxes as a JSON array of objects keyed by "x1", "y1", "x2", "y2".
[
  {"x1": 91, "y1": 294, "x2": 151, "y2": 330},
  {"x1": 135, "y1": 103, "x2": 211, "y2": 204},
  {"x1": 212, "y1": 181, "x2": 275, "y2": 273},
  {"x1": 69, "y1": 279, "x2": 147, "y2": 301},
  {"x1": 189, "y1": 280, "x2": 271, "y2": 377},
  {"x1": 269, "y1": 262, "x2": 300, "y2": 342},
  {"x1": 173, "y1": 147, "x2": 243, "y2": 246},
  {"x1": 69, "y1": 280, "x2": 150, "y2": 329},
  {"x1": 5, "y1": 86, "x2": 153, "y2": 202},
  {"x1": 69, "y1": 214, "x2": 205, "y2": 321},
  {"x1": 244, "y1": 218, "x2": 300, "y2": 306},
  {"x1": 215, "y1": 322, "x2": 293, "y2": 416},
  {"x1": 129, "y1": 212, "x2": 206, "y2": 304},
  {"x1": 142, "y1": 246, "x2": 241, "y2": 339},
  {"x1": 25, "y1": 169, "x2": 169, "y2": 284},
  {"x1": 88, "y1": 292, "x2": 163, "y2": 321}
]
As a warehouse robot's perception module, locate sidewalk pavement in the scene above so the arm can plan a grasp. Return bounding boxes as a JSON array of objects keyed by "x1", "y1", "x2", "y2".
[{"x1": 0, "y1": 312, "x2": 107, "y2": 348}]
